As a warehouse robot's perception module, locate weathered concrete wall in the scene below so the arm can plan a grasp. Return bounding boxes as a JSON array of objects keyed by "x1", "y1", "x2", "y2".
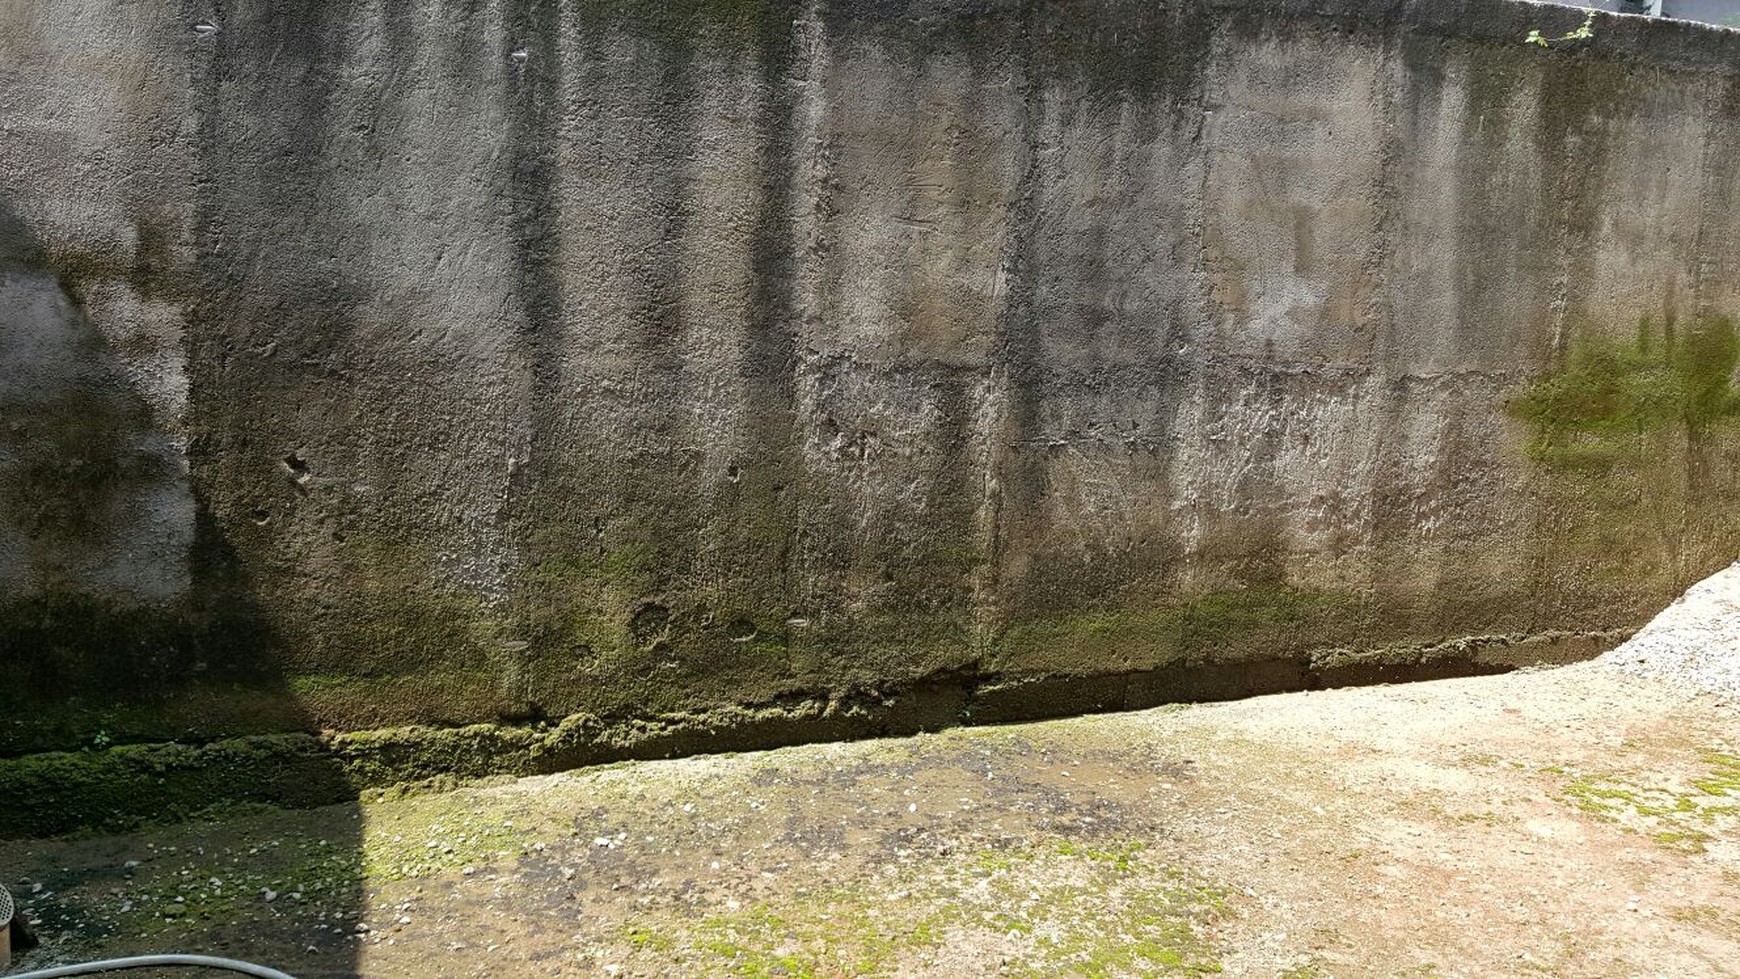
[{"x1": 6, "y1": 0, "x2": 1740, "y2": 759}]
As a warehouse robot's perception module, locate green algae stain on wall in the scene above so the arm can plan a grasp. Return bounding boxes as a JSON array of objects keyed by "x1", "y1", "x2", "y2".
[
  {"x1": 1511, "y1": 316, "x2": 1740, "y2": 468},
  {"x1": 1509, "y1": 315, "x2": 1740, "y2": 615},
  {"x1": 993, "y1": 584, "x2": 1372, "y2": 676}
]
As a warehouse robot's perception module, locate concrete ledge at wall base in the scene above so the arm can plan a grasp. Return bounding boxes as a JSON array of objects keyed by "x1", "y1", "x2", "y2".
[{"x1": 0, "y1": 628, "x2": 1625, "y2": 841}]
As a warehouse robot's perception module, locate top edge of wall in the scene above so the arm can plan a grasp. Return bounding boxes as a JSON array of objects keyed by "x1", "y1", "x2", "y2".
[
  {"x1": 1239, "y1": 0, "x2": 1740, "y2": 71},
  {"x1": 824, "y1": 0, "x2": 1740, "y2": 75}
]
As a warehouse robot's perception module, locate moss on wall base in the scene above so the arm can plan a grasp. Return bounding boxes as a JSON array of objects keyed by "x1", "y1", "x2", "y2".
[{"x1": 0, "y1": 626, "x2": 1622, "y2": 840}]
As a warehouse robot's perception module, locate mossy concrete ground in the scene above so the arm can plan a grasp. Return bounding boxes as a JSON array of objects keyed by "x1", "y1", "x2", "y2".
[{"x1": 4, "y1": 661, "x2": 1736, "y2": 977}]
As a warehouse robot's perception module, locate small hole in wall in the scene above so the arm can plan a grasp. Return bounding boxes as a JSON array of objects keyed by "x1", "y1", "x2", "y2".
[
  {"x1": 726, "y1": 618, "x2": 756, "y2": 642},
  {"x1": 332, "y1": 530, "x2": 347, "y2": 543},
  {"x1": 726, "y1": 463, "x2": 741, "y2": 483},
  {"x1": 249, "y1": 507, "x2": 270, "y2": 525},
  {"x1": 630, "y1": 603, "x2": 671, "y2": 646},
  {"x1": 281, "y1": 453, "x2": 311, "y2": 492}
]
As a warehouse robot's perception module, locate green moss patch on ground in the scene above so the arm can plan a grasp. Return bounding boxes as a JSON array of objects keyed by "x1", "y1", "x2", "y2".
[
  {"x1": 621, "y1": 837, "x2": 1228, "y2": 978},
  {"x1": 1550, "y1": 750, "x2": 1740, "y2": 854},
  {"x1": 5, "y1": 664, "x2": 1737, "y2": 977}
]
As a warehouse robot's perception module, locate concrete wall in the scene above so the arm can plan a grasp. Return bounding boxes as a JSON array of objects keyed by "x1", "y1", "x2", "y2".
[{"x1": 7, "y1": 0, "x2": 1740, "y2": 756}]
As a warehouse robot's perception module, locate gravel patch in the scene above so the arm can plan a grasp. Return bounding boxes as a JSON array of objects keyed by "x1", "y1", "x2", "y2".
[{"x1": 1601, "y1": 560, "x2": 1740, "y2": 700}]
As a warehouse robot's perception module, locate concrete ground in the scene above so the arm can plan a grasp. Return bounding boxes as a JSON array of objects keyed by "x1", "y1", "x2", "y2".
[{"x1": 5, "y1": 661, "x2": 1738, "y2": 978}]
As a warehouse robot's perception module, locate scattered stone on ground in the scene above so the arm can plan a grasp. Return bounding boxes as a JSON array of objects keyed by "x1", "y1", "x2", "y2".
[
  {"x1": 1601, "y1": 560, "x2": 1740, "y2": 702},
  {"x1": 2, "y1": 661, "x2": 1737, "y2": 977}
]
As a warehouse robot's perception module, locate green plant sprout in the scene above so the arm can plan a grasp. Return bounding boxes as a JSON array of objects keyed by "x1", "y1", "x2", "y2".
[{"x1": 1526, "y1": 9, "x2": 1596, "y2": 48}]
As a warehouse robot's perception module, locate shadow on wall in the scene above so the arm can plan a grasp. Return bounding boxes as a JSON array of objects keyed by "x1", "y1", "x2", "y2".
[
  {"x1": 0, "y1": 196, "x2": 302, "y2": 756},
  {"x1": 0, "y1": 199, "x2": 365, "y2": 977}
]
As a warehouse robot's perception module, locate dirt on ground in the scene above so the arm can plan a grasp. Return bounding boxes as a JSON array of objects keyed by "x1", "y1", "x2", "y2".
[{"x1": 4, "y1": 661, "x2": 1738, "y2": 978}]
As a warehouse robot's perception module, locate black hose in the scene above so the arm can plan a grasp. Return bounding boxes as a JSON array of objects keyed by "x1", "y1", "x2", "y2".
[{"x1": 4, "y1": 954, "x2": 298, "y2": 979}]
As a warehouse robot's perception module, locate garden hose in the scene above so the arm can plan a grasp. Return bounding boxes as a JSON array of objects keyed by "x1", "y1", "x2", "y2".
[
  {"x1": 4, "y1": 954, "x2": 297, "y2": 979},
  {"x1": 1, "y1": 878, "x2": 294, "y2": 977}
]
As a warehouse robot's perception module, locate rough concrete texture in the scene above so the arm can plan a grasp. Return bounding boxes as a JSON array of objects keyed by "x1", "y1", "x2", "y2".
[{"x1": 6, "y1": 0, "x2": 1740, "y2": 758}]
